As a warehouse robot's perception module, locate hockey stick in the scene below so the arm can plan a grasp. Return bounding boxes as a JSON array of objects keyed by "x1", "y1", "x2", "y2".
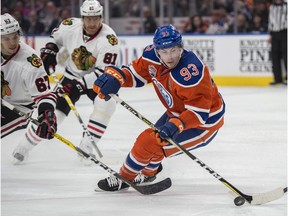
[
  {"x1": 109, "y1": 94, "x2": 287, "y2": 205},
  {"x1": 1, "y1": 99, "x2": 172, "y2": 195},
  {"x1": 49, "y1": 68, "x2": 103, "y2": 158}
]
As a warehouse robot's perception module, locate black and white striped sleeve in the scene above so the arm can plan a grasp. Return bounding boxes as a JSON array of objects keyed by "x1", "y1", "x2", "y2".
[{"x1": 268, "y1": 3, "x2": 287, "y2": 32}]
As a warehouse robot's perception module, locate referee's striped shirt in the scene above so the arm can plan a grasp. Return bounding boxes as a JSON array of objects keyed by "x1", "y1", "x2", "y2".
[{"x1": 268, "y1": 2, "x2": 287, "y2": 32}]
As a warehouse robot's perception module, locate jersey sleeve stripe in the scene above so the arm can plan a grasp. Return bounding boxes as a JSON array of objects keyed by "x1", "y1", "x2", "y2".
[
  {"x1": 184, "y1": 109, "x2": 207, "y2": 125},
  {"x1": 33, "y1": 93, "x2": 57, "y2": 109},
  {"x1": 200, "y1": 116, "x2": 224, "y2": 128},
  {"x1": 142, "y1": 56, "x2": 162, "y2": 65},
  {"x1": 124, "y1": 65, "x2": 148, "y2": 87},
  {"x1": 202, "y1": 104, "x2": 225, "y2": 127},
  {"x1": 185, "y1": 104, "x2": 210, "y2": 113},
  {"x1": 184, "y1": 102, "x2": 225, "y2": 127},
  {"x1": 208, "y1": 103, "x2": 225, "y2": 117},
  {"x1": 33, "y1": 93, "x2": 57, "y2": 102}
]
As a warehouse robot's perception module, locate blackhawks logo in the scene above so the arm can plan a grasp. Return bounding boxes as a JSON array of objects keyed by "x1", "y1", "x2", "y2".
[
  {"x1": 1, "y1": 71, "x2": 11, "y2": 97},
  {"x1": 106, "y1": 34, "x2": 118, "y2": 46},
  {"x1": 62, "y1": 18, "x2": 73, "y2": 25},
  {"x1": 27, "y1": 54, "x2": 42, "y2": 68}
]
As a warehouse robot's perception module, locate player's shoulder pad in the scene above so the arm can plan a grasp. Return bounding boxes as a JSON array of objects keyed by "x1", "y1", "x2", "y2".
[
  {"x1": 20, "y1": 43, "x2": 43, "y2": 69},
  {"x1": 142, "y1": 44, "x2": 161, "y2": 65},
  {"x1": 91, "y1": 24, "x2": 118, "y2": 47},
  {"x1": 60, "y1": 17, "x2": 80, "y2": 27},
  {"x1": 51, "y1": 18, "x2": 81, "y2": 36},
  {"x1": 105, "y1": 34, "x2": 118, "y2": 46},
  {"x1": 170, "y1": 50, "x2": 205, "y2": 87}
]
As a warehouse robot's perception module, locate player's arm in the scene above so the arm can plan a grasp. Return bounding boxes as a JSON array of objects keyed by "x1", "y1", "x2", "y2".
[
  {"x1": 28, "y1": 66, "x2": 58, "y2": 139},
  {"x1": 40, "y1": 42, "x2": 59, "y2": 75},
  {"x1": 121, "y1": 56, "x2": 154, "y2": 88},
  {"x1": 176, "y1": 66, "x2": 214, "y2": 129},
  {"x1": 120, "y1": 45, "x2": 159, "y2": 88},
  {"x1": 93, "y1": 66, "x2": 126, "y2": 100},
  {"x1": 152, "y1": 90, "x2": 212, "y2": 146},
  {"x1": 40, "y1": 20, "x2": 66, "y2": 75},
  {"x1": 35, "y1": 94, "x2": 57, "y2": 140},
  {"x1": 92, "y1": 54, "x2": 155, "y2": 100},
  {"x1": 154, "y1": 65, "x2": 213, "y2": 145},
  {"x1": 92, "y1": 42, "x2": 160, "y2": 99}
]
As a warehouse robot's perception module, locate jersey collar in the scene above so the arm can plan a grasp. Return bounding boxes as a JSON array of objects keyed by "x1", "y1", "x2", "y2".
[
  {"x1": 83, "y1": 24, "x2": 103, "y2": 42},
  {"x1": 1, "y1": 45, "x2": 20, "y2": 66}
]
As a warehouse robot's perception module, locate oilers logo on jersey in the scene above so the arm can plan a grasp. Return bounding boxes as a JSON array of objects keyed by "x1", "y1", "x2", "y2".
[
  {"x1": 152, "y1": 77, "x2": 173, "y2": 108},
  {"x1": 148, "y1": 65, "x2": 157, "y2": 77}
]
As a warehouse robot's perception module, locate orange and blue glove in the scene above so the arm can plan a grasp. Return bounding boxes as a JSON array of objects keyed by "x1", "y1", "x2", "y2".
[
  {"x1": 93, "y1": 66, "x2": 126, "y2": 100},
  {"x1": 152, "y1": 117, "x2": 185, "y2": 146}
]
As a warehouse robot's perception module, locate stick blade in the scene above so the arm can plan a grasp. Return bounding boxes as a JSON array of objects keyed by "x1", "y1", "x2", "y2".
[
  {"x1": 135, "y1": 178, "x2": 172, "y2": 195},
  {"x1": 250, "y1": 187, "x2": 286, "y2": 205}
]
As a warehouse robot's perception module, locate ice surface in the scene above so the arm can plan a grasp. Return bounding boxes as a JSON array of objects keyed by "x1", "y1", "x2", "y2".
[{"x1": 1, "y1": 85, "x2": 287, "y2": 216}]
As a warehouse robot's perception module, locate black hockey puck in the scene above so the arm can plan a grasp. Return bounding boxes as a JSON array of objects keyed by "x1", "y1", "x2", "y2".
[{"x1": 234, "y1": 196, "x2": 245, "y2": 206}]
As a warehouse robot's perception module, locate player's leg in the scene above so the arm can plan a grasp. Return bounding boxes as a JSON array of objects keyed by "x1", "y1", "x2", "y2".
[
  {"x1": 97, "y1": 128, "x2": 165, "y2": 191},
  {"x1": 97, "y1": 113, "x2": 169, "y2": 191},
  {"x1": 162, "y1": 127, "x2": 220, "y2": 157},
  {"x1": 1, "y1": 106, "x2": 30, "y2": 138},
  {"x1": 55, "y1": 77, "x2": 83, "y2": 125},
  {"x1": 79, "y1": 91, "x2": 116, "y2": 159},
  {"x1": 271, "y1": 33, "x2": 283, "y2": 84},
  {"x1": 97, "y1": 113, "x2": 222, "y2": 191},
  {"x1": 280, "y1": 30, "x2": 287, "y2": 82},
  {"x1": 1, "y1": 105, "x2": 41, "y2": 164},
  {"x1": 11, "y1": 109, "x2": 44, "y2": 164}
]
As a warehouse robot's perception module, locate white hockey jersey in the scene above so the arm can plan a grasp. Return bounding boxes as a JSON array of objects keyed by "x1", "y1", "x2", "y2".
[
  {"x1": 50, "y1": 18, "x2": 120, "y2": 88},
  {"x1": 1, "y1": 42, "x2": 57, "y2": 110}
]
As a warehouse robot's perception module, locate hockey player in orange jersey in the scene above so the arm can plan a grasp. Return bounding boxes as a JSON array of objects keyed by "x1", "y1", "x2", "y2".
[{"x1": 93, "y1": 24, "x2": 225, "y2": 191}]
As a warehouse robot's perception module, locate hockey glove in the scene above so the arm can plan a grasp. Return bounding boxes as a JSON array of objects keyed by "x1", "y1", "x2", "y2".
[
  {"x1": 36, "y1": 110, "x2": 57, "y2": 139},
  {"x1": 93, "y1": 66, "x2": 126, "y2": 100},
  {"x1": 58, "y1": 79, "x2": 86, "y2": 97},
  {"x1": 152, "y1": 117, "x2": 185, "y2": 146},
  {"x1": 71, "y1": 46, "x2": 96, "y2": 70},
  {"x1": 40, "y1": 42, "x2": 59, "y2": 75}
]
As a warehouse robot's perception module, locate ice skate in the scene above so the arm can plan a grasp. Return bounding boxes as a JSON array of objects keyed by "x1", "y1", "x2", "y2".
[
  {"x1": 97, "y1": 175, "x2": 130, "y2": 192},
  {"x1": 133, "y1": 173, "x2": 157, "y2": 185},
  {"x1": 78, "y1": 140, "x2": 96, "y2": 166},
  {"x1": 12, "y1": 143, "x2": 33, "y2": 164},
  {"x1": 96, "y1": 173, "x2": 157, "y2": 192},
  {"x1": 132, "y1": 163, "x2": 162, "y2": 184}
]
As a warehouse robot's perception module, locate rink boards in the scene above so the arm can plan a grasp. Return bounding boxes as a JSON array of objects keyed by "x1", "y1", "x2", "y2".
[{"x1": 24, "y1": 34, "x2": 274, "y2": 86}]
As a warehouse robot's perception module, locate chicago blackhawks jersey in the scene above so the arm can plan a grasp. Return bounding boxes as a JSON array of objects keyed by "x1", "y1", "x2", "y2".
[
  {"x1": 49, "y1": 18, "x2": 120, "y2": 88},
  {"x1": 1, "y1": 42, "x2": 57, "y2": 111},
  {"x1": 121, "y1": 45, "x2": 225, "y2": 130}
]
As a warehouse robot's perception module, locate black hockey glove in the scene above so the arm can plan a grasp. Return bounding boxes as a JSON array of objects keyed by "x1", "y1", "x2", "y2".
[
  {"x1": 59, "y1": 79, "x2": 87, "y2": 97},
  {"x1": 36, "y1": 110, "x2": 57, "y2": 139},
  {"x1": 40, "y1": 42, "x2": 59, "y2": 75}
]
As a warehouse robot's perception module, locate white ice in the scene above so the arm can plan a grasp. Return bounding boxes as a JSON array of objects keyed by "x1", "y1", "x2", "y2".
[{"x1": 1, "y1": 85, "x2": 287, "y2": 216}]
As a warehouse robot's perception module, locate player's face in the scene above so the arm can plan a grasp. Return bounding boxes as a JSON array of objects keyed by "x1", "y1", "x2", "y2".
[
  {"x1": 1, "y1": 32, "x2": 20, "y2": 57},
  {"x1": 83, "y1": 16, "x2": 102, "y2": 36},
  {"x1": 157, "y1": 46, "x2": 183, "y2": 68}
]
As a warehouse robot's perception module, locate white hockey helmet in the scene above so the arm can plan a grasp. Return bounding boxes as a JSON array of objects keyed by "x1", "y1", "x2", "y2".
[
  {"x1": 80, "y1": 0, "x2": 103, "y2": 17},
  {"x1": 1, "y1": 13, "x2": 20, "y2": 36}
]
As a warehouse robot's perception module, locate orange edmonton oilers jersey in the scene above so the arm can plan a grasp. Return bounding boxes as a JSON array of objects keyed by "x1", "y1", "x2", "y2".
[{"x1": 121, "y1": 44, "x2": 225, "y2": 130}]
